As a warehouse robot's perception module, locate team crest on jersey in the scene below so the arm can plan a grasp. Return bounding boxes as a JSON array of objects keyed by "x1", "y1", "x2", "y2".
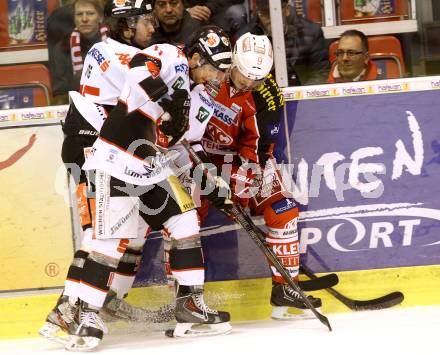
[
  {"x1": 144, "y1": 55, "x2": 162, "y2": 78},
  {"x1": 213, "y1": 101, "x2": 238, "y2": 126},
  {"x1": 206, "y1": 122, "x2": 233, "y2": 145}
]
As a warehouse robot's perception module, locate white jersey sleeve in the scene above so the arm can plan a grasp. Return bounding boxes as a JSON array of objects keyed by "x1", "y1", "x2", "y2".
[
  {"x1": 118, "y1": 43, "x2": 191, "y2": 121},
  {"x1": 79, "y1": 38, "x2": 139, "y2": 106}
]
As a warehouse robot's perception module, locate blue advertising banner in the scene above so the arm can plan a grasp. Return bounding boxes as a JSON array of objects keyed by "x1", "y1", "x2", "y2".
[
  {"x1": 134, "y1": 90, "x2": 440, "y2": 287},
  {"x1": 286, "y1": 90, "x2": 440, "y2": 272},
  {"x1": 8, "y1": 0, "x2": 48, "y2": 45},
  {"x1": 0, "y1": 88, "x2": 34, "y2": 110}
]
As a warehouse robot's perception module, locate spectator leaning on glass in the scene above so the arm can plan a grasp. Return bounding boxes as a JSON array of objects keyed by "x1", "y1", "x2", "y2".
[
  {"x1": 238, "y1": 0, "x2": 329, "y2": 86},
  {"x1": 328, "y1": 29, "x2": 385, "y2": 83},
  {"x1": 48, "y1": 0, "x2": 107, "y2": 104}
]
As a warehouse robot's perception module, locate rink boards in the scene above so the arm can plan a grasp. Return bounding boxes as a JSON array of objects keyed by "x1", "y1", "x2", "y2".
[{"x1": 1, "y1": 77, "x2": 440, "y2": 339}]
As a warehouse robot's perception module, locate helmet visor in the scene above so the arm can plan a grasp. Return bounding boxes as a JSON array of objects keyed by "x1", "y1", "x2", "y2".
[{"x1": 126, "y1": 13, "x2": 158, "y2": 29}]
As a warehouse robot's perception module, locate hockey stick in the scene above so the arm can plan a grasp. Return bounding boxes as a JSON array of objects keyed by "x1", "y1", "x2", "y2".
[
  {"x1": 181, "y1": 139, "x2": 332, "y2": 331},
  {"x1": 300, "y1": 263, "x2": 404, "y2": 311}
]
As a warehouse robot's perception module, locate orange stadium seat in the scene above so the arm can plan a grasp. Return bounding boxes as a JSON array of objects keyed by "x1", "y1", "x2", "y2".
[
  {"x1": 0, "y1": 64, "x2": 52, "y2": 107},
  {"x1": 338, "y1": 0, "x2": 410, "y2": 25},
  {"x1": 329, "y1": 35, "x2": 406, "y2": 79}
]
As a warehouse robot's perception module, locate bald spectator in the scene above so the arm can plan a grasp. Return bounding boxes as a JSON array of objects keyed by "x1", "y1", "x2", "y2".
[{"x1": 328, "y1": 30, "x2": 385, "y2": 83}]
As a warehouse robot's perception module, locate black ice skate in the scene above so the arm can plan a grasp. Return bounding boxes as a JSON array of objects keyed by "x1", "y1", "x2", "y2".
[
  {"x1": 38, "y1": 295, "x2": 78, "y2": 345},
  {"x1": 101, "y1": 290, "x2": 176, "y2": 323},
  {"x1": 270, "y1": 282, "x2": 322, "y2": 320},
  {"x1": 64, "y1": 301, "x2": 108, "y2": 351},
  {"x1": 167, "y1": 285, "x2": 232, "y2": 337}
]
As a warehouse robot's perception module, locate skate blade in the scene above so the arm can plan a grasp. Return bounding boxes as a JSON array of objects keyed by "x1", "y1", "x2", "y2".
[
  {"x1": 64, "y1": 335, "x2": 101, "y2": 352},
  {"x1": 170, "y1": 322, "x2": 232, "y2": 338},
  {"x1": 271, "y1": 306, "x2": 321, "y2": 321},
  {"x1": 38, "y1": 322, "x2": 70, "y2": 345}
]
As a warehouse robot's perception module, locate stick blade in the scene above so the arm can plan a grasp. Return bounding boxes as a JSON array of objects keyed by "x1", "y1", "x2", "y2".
[{"x1": 349, "y1": 291, "x2": 405, "y2": 311}]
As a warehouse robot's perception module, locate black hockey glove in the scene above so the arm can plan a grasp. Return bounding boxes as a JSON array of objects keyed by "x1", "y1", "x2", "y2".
[
  {"x1": 191, "y1": 151, "x2": 233, "y2": 212},
  {"x1": 205, "y1": 176, "x2": 233, "y2": 212},
  {"x1": 158, "y1": 89, "x2": 191, "y2": 146}
]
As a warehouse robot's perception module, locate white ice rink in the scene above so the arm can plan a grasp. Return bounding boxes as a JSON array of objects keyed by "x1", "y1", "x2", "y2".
[{"x1": 1, "y1": 306, "x2": 439, "y2": 355}]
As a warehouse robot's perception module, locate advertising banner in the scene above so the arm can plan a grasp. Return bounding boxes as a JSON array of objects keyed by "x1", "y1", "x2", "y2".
[
  {"x1": 286, "y1": 90, "x2": 440, "y2": 272},
  {"x1": 8, "y1": 0, "x2": 48, "y2": 44},
  {"x1": 134, "y1": 89, "x2": 440, "y2": 286},
  {"x1": 0, "y1": 0, "x2": 50, "y2": 48},
  {"x1": 0, "y1": 123, "x2": 73, "y2": 291}
]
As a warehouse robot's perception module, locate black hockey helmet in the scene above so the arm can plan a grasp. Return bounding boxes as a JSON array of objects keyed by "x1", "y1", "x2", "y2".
[
  {"x1": 105, "y1": 0, "x2": 153, "y2": 18},
  {"x1": 185, "y1": 26, "x2": 232, "y2": 72}
]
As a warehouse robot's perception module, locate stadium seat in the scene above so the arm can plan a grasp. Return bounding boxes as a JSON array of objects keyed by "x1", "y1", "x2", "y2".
[
  {"x1": 0, "y1": 64, "x2": 52, "y2": 107},
  {"x1": 329, "y1": 35, "x2": 406, "y2": 79},
  {"x1": 338, "y1": 0, "x2": 410, "y2": 25}
]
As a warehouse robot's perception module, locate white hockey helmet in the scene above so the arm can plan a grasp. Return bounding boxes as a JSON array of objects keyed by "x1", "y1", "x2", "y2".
[{"x1": 232, "y1": 32, "x2": 273, "y2": 81}]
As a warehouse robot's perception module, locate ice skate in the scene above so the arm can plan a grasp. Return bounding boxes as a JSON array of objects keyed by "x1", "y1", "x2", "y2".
[
  {"x1": 64, "y1": 301, "x2": 108, "y2": 351},
  {"x1": 166, "y1": 285, "x2": 231, "y2": 338},
  {"x1": 38, "y1": 295, "x2": 78, "y2": 345},
  {"x1": 270, "y1": 282, "x2": 322, "y2": 320},
  {"x1": 101, "y1": 290, "x2": 175, "y2": 323}
]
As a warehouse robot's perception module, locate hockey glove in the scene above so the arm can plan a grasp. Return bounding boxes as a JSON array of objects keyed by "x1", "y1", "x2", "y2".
[
  {"x1": 230, "y1": 166, "x2": 258, "y2": 208},
  {"x1": 205, "y1": 175, "x2": 233, "y2": 212},
  {"x1": 158, "y1": 89, "x2": 191, "y2": 146}
]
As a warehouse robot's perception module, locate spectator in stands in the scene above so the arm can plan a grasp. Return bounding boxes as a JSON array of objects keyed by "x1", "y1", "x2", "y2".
[
  {"x1": 150, "y1": 0, "x2": 204, "y2": 46},
  {"x1": 48, "y1": 0, "x2": 107, "y2": 104},
  {"x1": 328, "y1": 30, "x2": 385, "y2": 83},
  {"x1": 184, "y1": 1, "x2": 247, "y2": 36},
  {"x1": 238, "y1": 0, "x2": 329, "y2": 86}
]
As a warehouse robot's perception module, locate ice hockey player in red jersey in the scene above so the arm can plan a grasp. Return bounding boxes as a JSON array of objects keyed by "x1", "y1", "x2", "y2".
[{"x1": 200, "y1": 32, "x2": 322, "y2": 320}]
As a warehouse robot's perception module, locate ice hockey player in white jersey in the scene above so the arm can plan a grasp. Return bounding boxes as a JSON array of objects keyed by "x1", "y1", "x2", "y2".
[
  {"x1": 49, "y1": 25, "x2": 233, "y2": 350},
  {"x1": 39, "y1": 0, "x2": 175, "y2": 349}
]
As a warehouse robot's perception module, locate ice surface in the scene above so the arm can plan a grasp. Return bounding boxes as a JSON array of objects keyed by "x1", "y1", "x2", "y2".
[{"x1": 1, "y1": 305, "x2": 438, "y2": 355}]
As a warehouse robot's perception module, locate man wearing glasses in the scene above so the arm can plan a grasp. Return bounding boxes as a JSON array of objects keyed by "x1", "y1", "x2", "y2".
[{"x1": 328, "y1": 29, "x2": 385, "y2": 83}]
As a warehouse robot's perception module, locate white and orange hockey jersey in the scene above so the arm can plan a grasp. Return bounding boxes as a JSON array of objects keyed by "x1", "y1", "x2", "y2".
[
  {"x1": 83, "y1": 43, "x2": 193, "y2": 186},
  {"x1": 66, "y1": 37, "x2": 140, "y2": 134}
]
